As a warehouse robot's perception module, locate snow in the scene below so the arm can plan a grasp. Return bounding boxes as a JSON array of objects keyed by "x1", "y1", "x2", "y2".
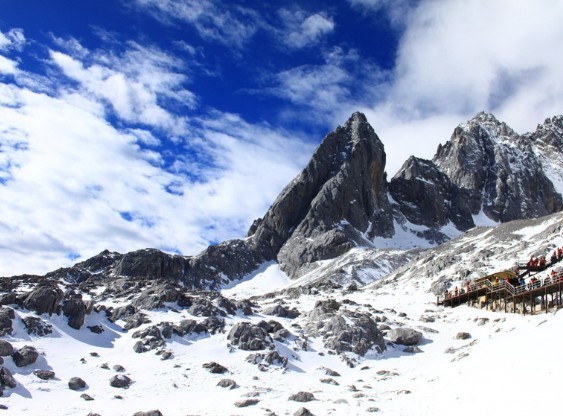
[
  {"x1": 221, "y1": 261, "x2": 291, "y2": 299},
  {"x1": 472, "y1": 209, "x2": 499, "y2": 227},
  {"x1": 4, "y1": 214, "x2": 563, "y2": 415}
]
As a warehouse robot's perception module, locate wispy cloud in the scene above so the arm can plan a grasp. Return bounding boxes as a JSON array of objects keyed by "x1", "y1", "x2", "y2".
[
  {"x1": 0, "y1": 30, "x2": 312, "y2": 276},
  {"x1": 0, "y1": 28, "x2": 25, "y2": 52},
  {"x1": 277, "y1": 9, "x2": 335, "y2": 49},
  {"x1": 131, "y1": 0, "x2": 259, "y2": 49}
]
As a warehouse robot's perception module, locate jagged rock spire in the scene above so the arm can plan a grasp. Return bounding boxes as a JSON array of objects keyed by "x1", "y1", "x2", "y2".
[{"x1": 249, "y1": 112, "x2": 394, "y2": 276}]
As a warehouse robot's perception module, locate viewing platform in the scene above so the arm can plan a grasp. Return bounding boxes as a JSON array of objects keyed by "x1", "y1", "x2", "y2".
[{"x1": 437, "y1": 255, "x2": 563, "y2": 314}]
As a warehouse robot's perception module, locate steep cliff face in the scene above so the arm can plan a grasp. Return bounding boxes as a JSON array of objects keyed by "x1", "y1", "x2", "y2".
[
  {"x1": 250, "y1": 112, "x2": 394, "y2": 277},
  {"x1": 389, "y1": 157, "x2": 474, "y2": 243},
  {"x1": 528, "y1": 115, "x2": 563, "y2": 195},
  {"x1": 433, "y1": 112, "x2": 562, "y2": 222}
]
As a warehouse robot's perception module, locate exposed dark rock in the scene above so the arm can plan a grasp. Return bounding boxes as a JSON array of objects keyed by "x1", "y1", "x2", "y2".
[
  {"x1": 132, "y1": 283, "x2": 186, "y2": 310},
  {"x1": 0, "y1": 292, "x2": 17, "y2": 306},
  {"x1": 23, "y1": 283, "x2": 63, "y2": 315},
  {"x1": 246, "y1": 350, "x2": 288, "y2": 369},
  {"x1": 113, "y1": 364, "x2": 126, "y2": 372},
  {"x1": 217, "y1": 378, "x2": 238, "y2": 389},
  {"x1": 289, "y1": 391, "x2": 316, "y2": 402},
  {"x1": 262, "y1": 304, "x2": 300, "y2": 319},
  {"x1": 188, "y1": 298, "x2": 225, "y2": 317},
  {"x1": 0, "y1": 367, "x2": 16, "y2": 388},
  {"x1": 22, "y1": 316, "x2": 53, "y2": 336},
  {"x1": 234, "y1": 398, "x2": 259, "y2": 408},
  {"x1": 171, "y1": 319, "x2": 207, "y2": 337},
  {"x1": 12, "y1": 345, "x2": 39, "y2": 367},
  {"x1": 113, "y1": 248, "x2": 189, "y2": 281},
  {"x1": 306, "y1": 308, "x2": 385, "y2": 356},
  {"x1": 62, "y1": 296, "x2": 88, "y2": 329},
  {"x1": 389, "y1": 157, "x2": 474, "y2": 243},
  {"x1": 110, "y1": 374, "x2": 132, "y2": 388},
  {"x1": 33, "y1": 369, "x2": 55, "y2": 380},
  {"x1": 88, "y1": 325, "x2": 104, "y2": 334},
  {"x1": 236, "y1": 299, "x2": 255, "y2": 315},
  {"x1": 68, "y1": 376, "x2": 87, "y2": 390},
  {"x1": 227, "y1": 322, "x2": 272, "y2": 351},
  {"x1": 294, "y1": 407, "x2": 314, "y2": 416},
  {"x1": 200, "y1": 316, "x2": 225, "y2": 335},
  {"x1": 133, "y1": 341, "x2": 147, "y2": 354},
  {"x1": 323, "y1": 368, "x2": 341, "y2": 377},
  {"x1": 253, "y1": 112, "x2": 394, "y2": 277},
  {"x1": 0, "y1": 307, "x2": 15, "y2": 336},
  {"x1": 132, "y1": 411, "x2": 163, "y2": 416},
  {"x1": 81, "y1": 393, "x2": 94, "y2": 401},
  {"x1": 403, "y1": 346, "x2": 422, "y2": 353},
  {"x1": 202, "y1": 362, "x2": 228, "y2": 374},
  {"x1": 320, "y1": 377, "x2": 339, "y2": 385},
  {"x1": 455, "y1": 332, "x2": 471, "y2": 340},
  {"x1": 124, "y1": 312, "x2": 150, "y2": 330},
  {"x1": 0, "y1": 341, "x2": 13, "y2": 357},
  {"x1": 387, "y1": 328, "x2": 423, "y2": 346},
  {"x1": 433, "y1": 112, "x2": 562, "y2": 222}
]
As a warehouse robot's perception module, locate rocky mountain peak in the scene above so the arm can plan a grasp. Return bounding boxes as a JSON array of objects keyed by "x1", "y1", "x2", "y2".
[
  {"x1": 432, "y1": 112, "x2": 562, "y2": 223},
  {"x1": 250, "y1": 111, "x2": 394, "y2": 277}
]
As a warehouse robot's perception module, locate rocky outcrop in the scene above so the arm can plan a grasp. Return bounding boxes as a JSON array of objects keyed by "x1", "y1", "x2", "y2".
[
  {"x1": 23, "y1": 283, "x2": 63, "y2": 315},
  {"x1": 12, "y1": 346, "x2": 39, "y2": 367},
  {"x1": 250, "y1": 112, "x2": 394, "y2": 277},
  {"x1": 389, "y1": 157, "x2": 474, "y2": 242},
  {"x1": 304, "y1": 300, "x2": 385, "y2": 356},
  {"x1": 433, "y1": 112, "x2": 562, "y2": 222},
  {"x1": 0, "y1": 307, "x2": 14, "y2": 336},
  {"x1": 227, "y1": 322, "x2": 272, "y2": 351}
]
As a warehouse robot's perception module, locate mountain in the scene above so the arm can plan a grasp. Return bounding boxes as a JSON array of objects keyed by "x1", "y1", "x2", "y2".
[
  {"x1": 2, "y1": 112, "x2": 563, "y2": 415},
  {"x1": 33, "y1": 111, "x2": 563, "y2": 288}
]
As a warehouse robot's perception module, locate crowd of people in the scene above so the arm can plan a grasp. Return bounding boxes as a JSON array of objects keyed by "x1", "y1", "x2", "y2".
[{"x1": 443, "y1": 246, "x2": 563, "y2": 300}]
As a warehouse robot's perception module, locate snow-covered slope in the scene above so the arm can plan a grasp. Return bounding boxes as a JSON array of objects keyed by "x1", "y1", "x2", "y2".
[{"x1": 2, "y1": 211, "x2": 563, "y2": 415}]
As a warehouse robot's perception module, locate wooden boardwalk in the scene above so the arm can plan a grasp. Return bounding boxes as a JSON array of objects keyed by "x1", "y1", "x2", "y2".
[{"x1": 437, "y1": 260, "x2": 563, "y2": 314}]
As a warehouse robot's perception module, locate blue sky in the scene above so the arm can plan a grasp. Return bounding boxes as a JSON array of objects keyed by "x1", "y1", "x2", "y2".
[{"x1": 1, "y1": 0, "x2": 562, "y2": 276}]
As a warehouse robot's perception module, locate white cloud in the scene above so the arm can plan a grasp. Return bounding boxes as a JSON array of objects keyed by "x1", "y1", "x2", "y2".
[
  {"x1": 0, "y1": 34, "x2": 312, "y2": 276},
  {"x1": 0, "y1": 28, "x2": 25, "y2": 52},
  {"x1": 272, "y1": 1, "x2": 563, "y2": 177},
  {"x1": 49, "y1": 40, "x2": 196, "y2": 134},
  {"x1": 0, "y1": 55, "x2": 18, "y2": 74},
  {"x1": 132, "y1": 0, "x2": 259, "y2": 49},
  {"x1": 361, "y1": 0, "x2": 563, "y2": 176},
  {"x1": 278, "y1": 9, "x2": 335, "y2": 49}
]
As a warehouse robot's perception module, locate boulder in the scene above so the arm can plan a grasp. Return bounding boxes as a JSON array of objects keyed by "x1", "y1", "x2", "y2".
[
  {"x1": 23, "y1": 283, "x2": 63, "y2": 315},
  {"x1": 132, "y1": 411, "x2": 163, "y2": 416},
  {"x1": 216, "y1": 378, "x2": 238, "y2": 389},
  {"x1": 110, "y1": 374, "x2": 132, "y2": 388},
  {"x1": 62, "y1": 298, "x2": 87, "y2": 330},
  {"x1": 227, "y1": 322, "x2": 272, "y2": 351},
  {"x1": 0, "y1": 340, "x2": 13, "y2": 356},
  {"x1": 33, "y1": 369, "x2": 55, "y2": 380},
  {"x1": 68, "y1": 377, "x2": 87, "y2": 390},
  {"x1": 0, "y1": 367, "x2": 17, "y2": 388},
  {"x1": 387, "y1": 328, "x2": 423, "y2": 346},
  {"x1": 294, "y1": 407, "x2": 314, "y2": 416},
  {"x1": 0, "y1": 307, "x2": 15, "y2": 336},
  {"x1": 202, "y1": 362, "x2": 228, "y2": 374},
  {"x1": 12, "y1": 345, "x2": 39, "y2": 367},
  {"x1": 22, "y1": 316, "x2": 53, "y2": 336},
  {"x1": 262, "y1": 304, "x2": 300, "y2": 319},
  {"x1": 289, "y1": 392, "x2": 316, "y2": 402},
  {"x1": 234, "y1": 399, "x2": 259, "y2": 408}
]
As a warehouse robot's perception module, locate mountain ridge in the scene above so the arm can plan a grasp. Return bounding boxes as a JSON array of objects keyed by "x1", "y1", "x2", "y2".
[{"x1": 4, "y1": 111, "x2": 563, "y2": 289}]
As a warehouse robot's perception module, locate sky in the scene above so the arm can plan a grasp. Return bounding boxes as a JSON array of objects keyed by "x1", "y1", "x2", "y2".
[{"x1": 1, "y1": 0, "x2": 562, "y2": 276}]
